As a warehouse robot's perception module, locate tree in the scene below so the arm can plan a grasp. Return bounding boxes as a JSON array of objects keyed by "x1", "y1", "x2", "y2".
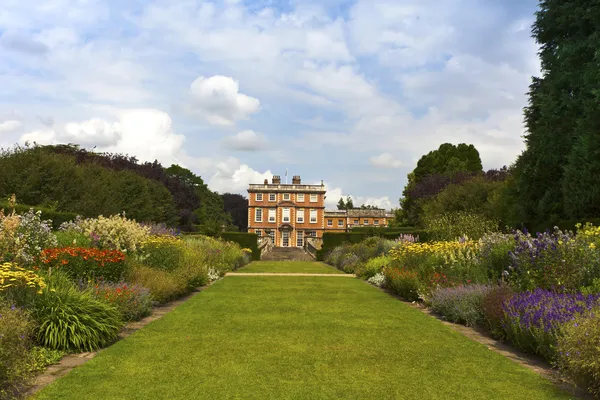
[
  {"x1": 337, "y1": 197, "x2": 346, "y2": 210},
  {"x1": 345, "y1": 196, "x2": 354, "y2": 209},
  {"x1": 221, "y1": 193, "x2": 248, "y2": 231},
  {"x1": 514, "y1": 0, "x2": 600, "y2": 224}
]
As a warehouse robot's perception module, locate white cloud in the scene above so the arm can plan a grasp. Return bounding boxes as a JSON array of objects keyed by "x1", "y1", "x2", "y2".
[
  {"x1": 62, "y1": 119, "x2": 121, "y2": 147},
  {"x1": 0, "y1": 120, "x2": 23, "y2": 133},
  {"x1": 222, "y1": 130, "x2": 267, "y2": 151},
  {"x1": 207, "y1": 157, "x2": 272, "y2": 194},
  {"x1": 370, "y1": 152, "x2": 403, "y2": 168},
  {"x1": 187, "y1": 75, "x2": 260, "y2": 125},
  {"x1": 324, "y1": 184, "x2": 393, "y2": 210}
]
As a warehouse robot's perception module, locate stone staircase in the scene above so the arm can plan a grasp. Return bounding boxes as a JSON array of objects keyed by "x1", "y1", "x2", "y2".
[{"x1": 260, "y1": 247, "x2": 314, "y2": 262}]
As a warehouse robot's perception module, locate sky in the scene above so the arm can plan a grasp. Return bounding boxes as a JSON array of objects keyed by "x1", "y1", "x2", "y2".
[{"x1": 0, "y1": 0, "x2": 541, "y2": 209}]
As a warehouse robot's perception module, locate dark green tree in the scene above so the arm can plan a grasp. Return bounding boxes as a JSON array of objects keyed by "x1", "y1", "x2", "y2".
[
  {"x1": 337, "y1": 197, "x2": 346, "y2": 210},
  {"x1": 345, "y1": 196, "x2": 354, "y2": 210},
  {"x1": 515, "y1": 0, "x2": 600, "y2": 224}
]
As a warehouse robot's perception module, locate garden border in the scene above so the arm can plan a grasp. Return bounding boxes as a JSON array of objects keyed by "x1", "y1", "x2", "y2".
[
  {"x1": 371, "y1": 282, "x2": 592, "y2": 400},
  {"x1": 22, "y1": 282, "x2": 215, "y2": 398}
]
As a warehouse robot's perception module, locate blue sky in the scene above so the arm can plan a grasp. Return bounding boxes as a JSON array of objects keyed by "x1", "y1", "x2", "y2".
[{"x1": 0, "y1": 0, "x2": 541, "y2": 209}]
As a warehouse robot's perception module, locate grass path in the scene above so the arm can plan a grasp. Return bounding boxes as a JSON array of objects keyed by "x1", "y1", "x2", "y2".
[
  {"x1": 34, "y1": 271, "x2": 571, "y2": 399},
  {"x1": 236, "y1": 260, "x2": 344, "y2": 274}
]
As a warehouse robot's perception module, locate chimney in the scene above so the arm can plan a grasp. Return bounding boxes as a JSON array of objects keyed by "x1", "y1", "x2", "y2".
[
  {"x1": 272, "y1": 175, "x2": 281, "y2": 184},
  {"x1": 292, "y1": 175, "x2": 301, "y2": 184}
]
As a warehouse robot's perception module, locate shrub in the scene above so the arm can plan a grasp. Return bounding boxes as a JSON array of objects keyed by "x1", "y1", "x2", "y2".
[
  {"x1": 340, "y1": 253, "x2": 360, "y2": 273},
  {"x1": 0, "y1": 201, "x2": 78, "y2": 230},
  {"x1": 54, "y1": 230, "x2": 93, "y2": 248},
  {"x1": 27, "y1": 346, "x2": 65, "y2": 374},
  {"x1": 39, "y1": 247, "x2": 127, "y2": 282},
  {"x1": 507, "y1": 228, "x2": 600, "y2": 292},
  {"x1": 429, "y1": 284, "x2": 492, "y2": 327},
  {"x1": 140, "y1": 221, "x2": 180, "y2": 237},
  {"x1": 0, "y1": 302, "x2": 35, "y2": 399},
  {"x1": 184, "y1": 236, "x2": 249, "y2": 273},
  {"x1": 367, "y1": 272, "x2": 386, "y2": 287},
  {"x1": 136, "y1": 235, "x2": 186, "y2": 271},
  {"x1": 60, "y1": 214, "x2": 150, "y2": 253},
  {"x1": 31, "y1": 271, "x2": 123, "y2": 352},
  {"x1": 502, "y1": 289, "x2": 600, "y2": 360},
  {"x1": 384, "y1": 267, "x2": 422, "y2": 301},
  {"x1": 90, "y1": 281, "x2": 153, "y2": 321},
  {"x1": 482, "y1": 285, "x2": 515, "y2": 337},
  {"x1": 126, "y1": 263, "x2": 188, "y2": 304},
  {"x1": 556, "y1": 308, "x2": 600, "y2": 397},
  {"x1": 0, "y1": 201, "x2": 57, "y2": 265},
  {"x1": 423, "y1": 211, "x2": 499, "y2": 241},
  {"x1": 356, "y1": 255, "x2": 391, "y2": 279},
  {"x1": 477, "y1": 232, "x2": 515, "y2": 281},
  {"x1": 581, "y1": 278, "x2": 600, "y2": 295}
]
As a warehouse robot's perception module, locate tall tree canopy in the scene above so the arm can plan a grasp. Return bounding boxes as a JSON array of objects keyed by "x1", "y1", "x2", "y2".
[
  {"x1": 221, "y1": 193, "x2": 248, "y2": 231},
  {"x1": 515, "y1": 0, "x2": 600, "y2": 223}
]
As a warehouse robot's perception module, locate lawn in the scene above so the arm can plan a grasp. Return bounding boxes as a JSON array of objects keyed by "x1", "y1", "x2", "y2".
[
  {"x1": 236, "y1": 260, "x2": 345, "y2": 274},
  {"x1": 35, "y1": 276, "x2": 571, "y2": 400}
]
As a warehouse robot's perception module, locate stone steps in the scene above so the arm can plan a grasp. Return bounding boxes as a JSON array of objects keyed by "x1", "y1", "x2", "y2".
[{"x1": 260, "y1": 247, "x2": 314, "y2": 261}]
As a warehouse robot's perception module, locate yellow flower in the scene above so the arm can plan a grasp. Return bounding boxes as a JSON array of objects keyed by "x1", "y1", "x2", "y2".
[{"x1": 590, "y1": 243, "x2": 597, "y2": 250}]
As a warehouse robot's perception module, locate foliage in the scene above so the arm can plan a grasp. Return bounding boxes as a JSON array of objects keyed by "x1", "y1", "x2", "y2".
[
  {"x1": 506, "y1": 227, "x2": 600, "y2": 292},
  {"x1": 423, "y1": 211, "x2": 499, "y2": 241},
  {"x1": 556, "y1": 308, "x2": 600, "y2": 397},
  {"x1": 356, "y1": 255, "x2": 391, "y2": 279},
  {"x1": 61, "y1": 214, "x2": 151, "y2": 253},
  {"x1": 32, "y1": 271, "x2": 123, "y2": 352},
  {"x1": 90, "y1": 281, "x2": 153, "y2": 322},
  {"x1": 0, "y1": 144, "x2": 179, "y2": 226},
  {"x1": 140, "y1": 222, "x2": 180, "y2": 237},
  {"x1": 0, "y1": 201, "x2": 78, "y2": 230},
  {"x1": 186, "y1": 235, "x2": 251, "y2": 273},
  {"x1": 514, "y1": 0, "x2": 600, "y2": 226},
  {"x1": 482, "y1": 285, "x2": 515, "y2": 337},
  {"x1": 0, "y1": 302, "x2": 35, "y2": 399},
  {"x1": 0, "y1": 262, "x2": 47, "y2": 295},
  {"x1": 429, "y1": 284, "x2": 492, "y2": 327},
  {"x1": 219, "y1": 232, "x2": 259, "y2": 261},
  {"x1": 125, "y1": 263, "x2": 188, "y2": 304},
  {"x1": 54, "y1": 230, "x2": 93, "y2": 248},
  {"x1": 0, "y1": 200, "x2": 58, "y2": 266},
  {"x1": 136, "y1": 235, "x2": 186, "y2": 271},
  {"x1": 325, "y1": 237, "x2": 395, "y2": 274},
  {"x1": 477, "y1": 232, "x2": 515, "y2": 282},
  {"x1": 501, "y1": 289, "x2": 600, "y2": 360},
  {"x1": 367, "y1": 272, "x2": 386, "y2": 287},
  {"x1": 384, "y1": 267, "x2": 422, "y2": 301},
  {"x1": 27, "y1": 346, "x2": 65, "y2": 374},
  {"x1": 40, "y1": 247, "x2": 127, "y2": 282},
  {"x1": 221, "y1": 193, "x2": 248, "y2": 232},
  {"x1": 318, "y1": 230, "x2": 426, "y2": 260}
]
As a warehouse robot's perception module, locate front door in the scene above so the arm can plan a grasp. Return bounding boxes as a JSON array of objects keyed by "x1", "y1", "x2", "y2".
[{"x1": 282, "y1": 231, "x2": 289, "y2": 247}]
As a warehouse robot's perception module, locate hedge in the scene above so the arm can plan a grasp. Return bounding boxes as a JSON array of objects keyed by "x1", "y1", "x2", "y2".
[
  {"x1": 219, "y1": 232, "x2": 260, "y2": 261},
  {"x1": 521, "y1": 218, "x2": 600, "y2": 235},
  {"x1": 0, "y1": 202, "x2": 78, "y2": 229}
]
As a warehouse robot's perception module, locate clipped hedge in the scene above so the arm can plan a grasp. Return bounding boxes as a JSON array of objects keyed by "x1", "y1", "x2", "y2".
[
  {"x1": 219, "y1": 232, "x2": 260, "y2": 260},
  {"x1": 0, "y1": 202, "x2": 78, "y2": 229}
]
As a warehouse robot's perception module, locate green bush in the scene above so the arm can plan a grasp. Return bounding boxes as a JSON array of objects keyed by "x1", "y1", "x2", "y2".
[
  {"x1": 477, "y1": 232, "x2": 515, "y2": 281},
  {"x1": 423, "y1": 211, "x2": 499, "y2": 241},
  {"x1": 384, "y1": 267, "x2": 422, "y2": 301},
  {"x1": 54, "y1": 230, "x2": 92, "y2": 248},
  {"x1": 0, "y1": 302, "x2": 35, "y2": 399},
  {"x1": 219, "y1": 232, "x2": 259, "y2": 260},
  {"x1": 90, "y1": 281, "x2": 153, "y2": 322},
  {"x1": 0, "y1": 202, "x2": 77, "y2": 230},
  {"x1": 556, "y1": 308, "x2": 600, "y2": 397},
  {"x1": 27, "y1": 346, "x2": 65, "y2": 374},
  {"x1": 31, "y1": 271, "x2": 123, "y2": 352},
  {"x1": 126, "y1": 263, "x2": 189, "y2": 304},
  {"x1": 429, "y1": 284, "x2": 492, "y2": 327},
  {"x1": 355, "y1": 255, "x2": 391, "y2": 279},
  {"x1": 482, "y1": 285, "x2": 515, "y2": 337},
  {"x1": 137, "y1": 236, "x2": 186, "y2": 271}
]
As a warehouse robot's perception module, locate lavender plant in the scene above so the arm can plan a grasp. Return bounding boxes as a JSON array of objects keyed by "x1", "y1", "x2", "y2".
[
  {"x1": 502, "y1": 289, "x2": 600, "y2": 360},
  {"x1": 429, "y1": 284, "x2": 492, "y2": 327}
]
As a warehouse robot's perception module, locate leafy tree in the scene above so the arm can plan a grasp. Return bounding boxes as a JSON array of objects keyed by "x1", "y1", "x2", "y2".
[
  {"x1": 337, "y1": 197, "x2": 346, "y2": 210},
  {"x1": 345, "y1": 196, "x2": 354, "y2": 209},
  {"x1": 221, "y1": 193, "x2": 248, "y2": 231},
  {"x1": 515, "y1": 0, "x2": 600, "y2": 224}
]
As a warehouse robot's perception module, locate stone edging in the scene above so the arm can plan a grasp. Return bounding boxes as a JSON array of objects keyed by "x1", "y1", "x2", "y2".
[
  {"x1": 370, "y1": 283, "x2": 591, "y2": 400},
  {"x1": 23, "y1": 283, "x2": 213, "y2": 398}
]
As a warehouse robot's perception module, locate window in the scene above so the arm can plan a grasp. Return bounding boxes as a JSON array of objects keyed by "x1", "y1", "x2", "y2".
[
  {"x1": 374, "y1": 219, "x2": 380, "y2": 225},
  {"x1": 255, "y1": 229, "x2": 262, "y2": 237},
  {"x1": 255, "y1": 208, "x2": 262, "y2": 222},
  {"x1": 296, "y1": 230, "x2": 304, "y2": 247},
  {"x1": 283, "y1": 193, "x2": 290, "y2": 201},
  {"x1": 310, "y1": 194, "x2": 318, "y2": 202},
  {"x1": 268, "y1": 208, "x2": 276, "y2": 223},
  {"x1": 306, "y1": 231, "x2": 316, "y2": 237},
  {"x1": 266, "y1": 229, "x2": 275, "y2": 242},
  {"x1": 327, "y1": 219, "x2": 333, "y2": 226},
  {"x1": 269, "y1": 193, "x2": 276, "y2": 202},
  {"x1": 310, "y1": 209, "x2": 317, "y2": 223},
  {"x1": 282, "y1": 208, "x2": 290, "y2": 223},
  {"x1": 338, "y1": 220, "x2": 344, "y2": 227},
  {"x1": 297, "y1": 209, "x2": 304, "y2": 223},
  {"x1": 354, "y1": 219, "x2": 359, "y2": 224},
  {"x1": 297, "y1": 193, "x2": 304, "y2": 202},
  {"x1": 256, "y1": 193, "x2": 263, "y2": 201},
  {"x1": 364, "y1": 219, "x2": 369, "y2": 225}
]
